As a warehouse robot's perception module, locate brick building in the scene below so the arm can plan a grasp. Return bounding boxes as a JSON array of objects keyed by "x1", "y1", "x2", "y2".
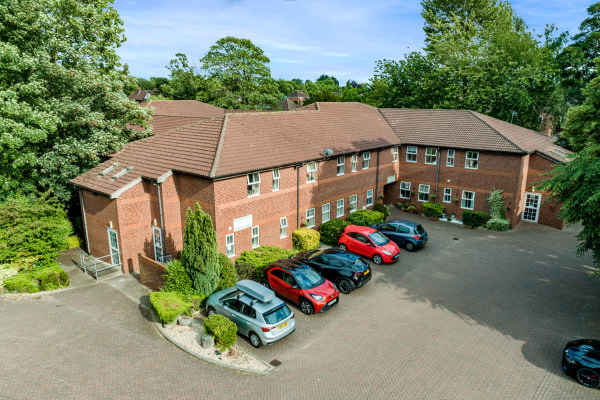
[{"x1": 71, "y1": 102, "x2": 570, "y2": 273}]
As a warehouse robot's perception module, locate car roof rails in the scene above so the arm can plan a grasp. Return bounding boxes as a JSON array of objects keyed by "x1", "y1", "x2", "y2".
[{"x1": 235, "y1": 280, "x2": 274, "y2": 303}]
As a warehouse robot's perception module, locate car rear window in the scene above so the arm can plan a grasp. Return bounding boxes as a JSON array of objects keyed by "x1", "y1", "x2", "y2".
[
  {"x1": 415, "y1": 224, "x2": 425, "y2": 235},
  {"x1": 263, "y1": 304, "x2": 291, "y2": 324}
]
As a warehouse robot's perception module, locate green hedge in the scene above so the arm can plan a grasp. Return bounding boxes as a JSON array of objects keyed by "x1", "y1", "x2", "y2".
[
  {"x1": 462, "y1": 210, "x2": 488, "y2": 228},
  {"x1": 486, "y1": 218, "x2": 511, "y2": 231},
  {"x1": 422, "y1": 202, "x2": 445, "y2": 218},
  {"x1": 217, "y1": 253, "x2": 237, "y2": 290},
  {"x1": 203, "y1": 314, "x2": 237, "y2": 351},
  {"x1": 236, "y1": 246, "x2": 296, "y2": 279},
  {"x1": 3, "y1": 261, "x2": 69, "y2": 293},
  {"x1": 162, "y1": 259, "x2": 196, "y2": 295},
  {"x1": 150, "y1": 291, "x2": 191, "y2": 324},
  {"x1": 346, "y1": 210, "x2": 384, "y2": 226},
  {"x1": 319, "y1": 219, "x2": 351, "y2": 246},
  {"x1": 372, "y1": 203, "x2": 390, "y2": 220},
  {"x1": 292, "y1": 228, "x2": 320, "y2": 251}
]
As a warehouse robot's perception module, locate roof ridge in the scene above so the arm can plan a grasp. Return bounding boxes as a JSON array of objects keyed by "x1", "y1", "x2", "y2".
[
  {"x1": 468, "y1": 111, "x2": 527, "y2": 154},
  {"x1": 210, "y1": 114, "x2": 228, "y2": 178}
]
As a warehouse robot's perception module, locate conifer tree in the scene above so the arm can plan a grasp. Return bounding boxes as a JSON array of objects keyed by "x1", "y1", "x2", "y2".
[{"x1": 180, "y1": 203, "x2": 219, "y2": 295}]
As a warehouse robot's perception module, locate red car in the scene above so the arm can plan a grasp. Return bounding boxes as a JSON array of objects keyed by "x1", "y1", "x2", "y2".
[
  {"x1": 261, "y1": 259, "x2": 340, "y2": 315},
  {"x1": 338, "y1": 224, "x2": 400, "y2": 264}
]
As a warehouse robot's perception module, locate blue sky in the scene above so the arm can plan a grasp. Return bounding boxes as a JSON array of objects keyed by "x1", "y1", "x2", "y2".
[{"x1": 113, "y1": 0, "x2": 593, "y2": 83}]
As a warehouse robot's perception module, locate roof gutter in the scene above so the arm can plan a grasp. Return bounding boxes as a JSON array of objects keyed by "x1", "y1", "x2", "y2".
[
  {"x1": 79, "y1": 189, "x2": 91, "y2": 254},
  {"x1": 152, "y1": 180, "x2": 166, "y2": 259}
]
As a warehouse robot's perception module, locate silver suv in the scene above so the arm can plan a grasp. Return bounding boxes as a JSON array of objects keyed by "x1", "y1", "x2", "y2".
[{"x1": 206, "y1": 280, "x2": 296, "y2": 348}]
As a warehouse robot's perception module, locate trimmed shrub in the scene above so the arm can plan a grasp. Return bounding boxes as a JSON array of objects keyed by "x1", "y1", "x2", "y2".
[
  {"x1": 162, "y1": 259, "x2": 196, "y2": 295},
  {"x1": 235, "y1": 262, "x2": 257, "y2": 281},
  {"x1": 422, "y1": 202, "x2": 445, "y2": 218},
  {"x1": 150, "y1": 291, "x2": 190, "y2": 324},
  {"x1": 346, "y1": 210, "x2": 384, "y2": 226},
  {"x1": 66, "y1": 235, "x2": 83, "y2": 249},
  {"x1": 203, "y1": 314, "x2": 237, "y2": 351},
  {"x1": 236, "y1": 246, "x2": 296, "y2": 279},
  {"x1": 319, "y1": 219, "x2": 351, "y2": 246},
  {"x1": 35, "y1": 263, "x2": 69, "y2": 291},
  {"x1": 462, "y1": 210, "x2": 488, "y2": 228},
  {"x1": 404, "y1": 202, "x2": 416, "y2": 209},
  {"x1": 3, "y1": 273, "x2": 39, "y2": 293},
  {"x1": 0, "y1": 267, "x2": 18, "y2": 289},
  {"x1": 217, "y1": 253, "x2": 237, "y2": 290},
  {"x1": 486, "y1": 218, "x2": 511, "y2": 231},
  {"x1": 406, "y1": 205, "x2": 416, "y2": 213},
  {"x1": 372, "y1": 203, "x2": 390, "y2": 220},
  {"x1": 186, "y1": 293, "x2": 207, "y2": 315},
  {"x1": 292, "y1": 228, "x2": 320, "y2": 251}
]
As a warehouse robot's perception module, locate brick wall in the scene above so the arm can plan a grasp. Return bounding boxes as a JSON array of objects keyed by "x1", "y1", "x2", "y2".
[
  {"x1": 139, "y1": 254, "x2": 166, "y2": 291},
  {"x1": 525, "y1": 153, "x2": 562, "y2": 229},
  {"x1": 81, "y1": 190, "x2": 119, "y2": 265}
]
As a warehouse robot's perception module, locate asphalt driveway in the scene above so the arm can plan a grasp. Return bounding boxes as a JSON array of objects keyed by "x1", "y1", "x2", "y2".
[{"x1": 1, "y1": 209, "x2": 599, "y2": 399}]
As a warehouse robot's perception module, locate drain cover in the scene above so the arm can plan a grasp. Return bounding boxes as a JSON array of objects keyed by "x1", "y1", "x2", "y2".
[
  {"x1": 453, "y1": 237, "x2": 459, "y2": 240},
  {"x1": 270, "y1": 359, "x2": 282, "y2": 367}
]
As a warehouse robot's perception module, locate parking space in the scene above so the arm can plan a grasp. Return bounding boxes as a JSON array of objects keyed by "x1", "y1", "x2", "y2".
[{"x1": 1, "y1": 209, "x2": 600, "y2": 399}]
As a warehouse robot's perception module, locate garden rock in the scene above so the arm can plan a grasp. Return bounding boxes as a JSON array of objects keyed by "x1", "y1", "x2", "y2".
[{"x1": 199, "y1": 334, "x2": 214, "y2": 349}]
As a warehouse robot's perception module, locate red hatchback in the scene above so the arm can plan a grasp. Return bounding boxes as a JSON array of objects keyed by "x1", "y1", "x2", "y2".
[
  {"x1": 261, "y1": 259, "x2": 340, "y2": 315},
  {"x1": 338, "y1": 224, "x2": 400, "y2": 264}
]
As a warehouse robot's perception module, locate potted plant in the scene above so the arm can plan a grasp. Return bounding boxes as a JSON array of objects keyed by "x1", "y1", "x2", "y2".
[
  {"x1": 349, "y1": 204, "x2": 356, "y2": 212},
  {"x1": 453, "y1": 198, "x2": 459, "y2": 203},
  {"x1": 410, "y1": 191, "x2": 415, "y2": 196},
  {"x1": 396, "y1": 202, "x2": 404, "y2": 211}
]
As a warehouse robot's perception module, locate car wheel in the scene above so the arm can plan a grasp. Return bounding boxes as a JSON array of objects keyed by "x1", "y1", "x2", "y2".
[
  {"x1": 249, "y1": 332, "x2": 262, "y2": 348},
  {"x1": 299, "y1": 298, "x2": 314, "y2": 315},
  {"x1": 405, "y1": 241, "x2": 415, "y2": 252},
  {"x1": 373, "y1": 254, "x2": 383, "y2": 264},
  {"x1": 576, "y1": 367, "x2": 600, "y2": 388},
  {"x1": 207, "y1": 306, "x2": 216, "y2": 316},
  {"x1": 261, "y1": 280, "x2": 271, "y2": 289},
  {"x1": 339, "y1": 243, "x2": 348, "y2": 251},
  {"x1": 338, "y1": 278, "x2": 355, "y2": 294}
]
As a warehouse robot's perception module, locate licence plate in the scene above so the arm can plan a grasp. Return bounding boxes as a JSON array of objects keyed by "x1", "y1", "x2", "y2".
[
  {"x1": 364, "y1": 269, "x2": 370, "y2": 275},
  {"x1": 278, "y1": 321, "x2": 288, "y2": 329},
  {"x1": 327, "y1": 298, "x2": 337, "y2": 306}
]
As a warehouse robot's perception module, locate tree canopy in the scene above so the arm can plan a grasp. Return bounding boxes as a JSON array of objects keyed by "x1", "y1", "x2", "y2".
[{"x1": 0, "y1": 0, "x2": 151, "y2": 203}]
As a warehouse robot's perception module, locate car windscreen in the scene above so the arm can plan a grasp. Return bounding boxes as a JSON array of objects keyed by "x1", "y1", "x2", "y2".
[
  {"x1": 369, "y1": 231, "x2": 390, "y2": 246},
  {"x1": 294, "y1": 267, "x2": 325, "y2": 289},
  {"x1": 263, "y1": 304, "x2": 291, "y2": 324},
  {"x1": 415, "y1": 224, "x2": 425, "y2": 235}
]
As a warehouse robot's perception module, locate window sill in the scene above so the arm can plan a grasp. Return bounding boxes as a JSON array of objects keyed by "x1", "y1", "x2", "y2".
[
  {"x1": 247, "y1": 194, "x2": 260, "y2": 198},
  {"x1": 337, "y1": 173, "x2": 345, "y2": 176}
]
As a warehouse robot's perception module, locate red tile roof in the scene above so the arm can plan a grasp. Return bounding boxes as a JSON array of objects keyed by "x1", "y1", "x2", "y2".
[
  {"x1": 379, "y1": 108, "x2": 571, "y2": 161},
  {"x1": 141, "y1": 100, "x2": 224, "y2": 118}
]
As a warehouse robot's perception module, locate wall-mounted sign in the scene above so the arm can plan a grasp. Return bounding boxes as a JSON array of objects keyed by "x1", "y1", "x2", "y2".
[{"x1": 234, "y1": 215, "x2": 253, "y2": 231}]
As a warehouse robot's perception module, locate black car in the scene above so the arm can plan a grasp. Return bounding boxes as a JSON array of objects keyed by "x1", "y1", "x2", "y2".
[
  {"x1": 293, "y1": 248, "x2": 372, "y2": 294},
  {"x1": 370, "y1": 219, "x2": 428, "y2": 251},
  {"x1": 562, "y1": 339, "x2": 600, "y2": 388}
]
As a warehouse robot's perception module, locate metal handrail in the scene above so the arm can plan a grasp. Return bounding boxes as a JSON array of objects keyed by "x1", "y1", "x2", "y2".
[{"x1": 79, "y1": 251, "x2": 121, "y2": 281}]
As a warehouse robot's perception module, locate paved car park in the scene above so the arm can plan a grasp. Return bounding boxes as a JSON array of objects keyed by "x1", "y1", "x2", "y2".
[{"x1": 1, "y1": 209, "x2": 600, "y2": 399}]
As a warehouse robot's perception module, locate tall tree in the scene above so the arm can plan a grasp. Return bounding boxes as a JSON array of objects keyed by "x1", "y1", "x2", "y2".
[
  {"x1": 0, "y1": 0, "x2": 150, "y2": 203},
  {"x1": 557, "y1": 2, "x2": 600, "y2": 106},
  {"x1": 162, "y1": 53, "x2": 202, "y2": 100},
  {"x1": 180, "y1": 203, "x2": 219, "y2": 295},
  {"x1": 198, "y1": 36, "x2": 280, "y2": 109},
  {"x1": 539, "y1": 59, "x2": 600, "y2": 272}
]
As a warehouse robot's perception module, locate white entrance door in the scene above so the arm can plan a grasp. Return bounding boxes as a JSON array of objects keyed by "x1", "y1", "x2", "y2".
[
  {"x1": 152, "y1": 226, "x2": 164, "y2": 262},
  {"x1": 107, "y1": 228, "x2": 121, "y2": 266},
  {"x1": 522, "y1": 193, "x2": 542, "y2": 223}
]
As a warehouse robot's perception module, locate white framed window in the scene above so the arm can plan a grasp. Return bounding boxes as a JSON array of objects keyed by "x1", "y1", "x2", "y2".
[
  {"x1": 322, "y1": 203, "x2": 330, "y2": 223},
  {"x1": 461, "y1": 190, "x2": 475, "y2": 209},
  {"x1": 280, "y1": 217, "x2": 288, "y2": 238},
  {"x1": 392, "y1": 146, "x2": 398, "y2": 162},
  {"x1": 465, "y1": 151, "x2": 479, "y2": 169},
  {"x1": 351, "y1": 154, "x2": 358, "y2": 172},
  {"x1": 418, "y1": 184, "x2": 430, "y2": 202},
  {"x1": 251, "y1": 226, "x2": 259, "y2": 249},
  {"x1": 306, "y1": 208, "x2": 315, "y2": 227},
  {"x1": 272, "y1": 169, "x2": 280, "y2": 192},
  {"x1": 443, "y1": 188, "x2": 452, "y2": 203},
  {"x1": 306, "y1": 161, "x2": 316, "y2": 183},
  {"x1": 337, "y1": 198, "x2": 344, "y2": 217},
  {"x1": 337, "y1": 156, "x2": 345, "y2": 176},
  {"x1": 446, "y1": 149, "x2": 455, "y2": 167},
  {"x1": 152, "y1": 226, "x2": 163, "y2": 262},
  {"x1": 406, "y1": 146, "x2": 417, "y2": 163},
  {"x1": 350, "y1": 194, "x2": 357, "y2": 212},
  {"x1": 425, "y1": 148, "x2": 437, "y2": 165},
  {"x1": 247, "y1": 173, "x2": 260, "y2": 197},
  {"x1": 226, "y1": 234, "x2": 235, "y2": 257},
  {"x1": 362, "y1": 152, "x2": 371, "y2": 170},
  {"x1": 366, "y1": 189, "x2": 373, "y2": 206},
  {"x1": 399, "y1": 181, "x2": 411, "y2": 199},
  {"x1": 108, "y1": 228, "x2": 121, "y2": 266}
]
